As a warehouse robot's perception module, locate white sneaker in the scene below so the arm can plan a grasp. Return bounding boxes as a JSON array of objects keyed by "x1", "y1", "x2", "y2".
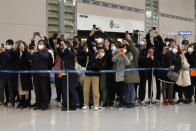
[
  {"x1": 94, "y1": 106, "x2": 99, "y2": 111},
  {"x1": 7, "y1": 103, "x2": 15, "y2": 108},
  {"x1": 57, "y1": 102, "x2": 62, "y2": 107},
  {"x1": 140, "y1": 101, "x2": 147, "y2": 106},
  {"x1": 82, "y1": 106, "x2": 89, "y2": 110},
  {"x1": 153, "y1": 99, "x2": 160, "y2": 104},
  {"x1": 145, "y1": 98, "x2": 151, "y2": 102}
]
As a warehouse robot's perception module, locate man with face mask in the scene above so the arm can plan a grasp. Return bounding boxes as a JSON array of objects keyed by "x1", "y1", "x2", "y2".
[
  {"x1": 30, "y1": 40, "x2": 53, "y2": 110},
  {"x1": 0, "y1": 39, "x2": 15, "y2": 107},
  {"x1": 82, "y1": 27, "x2": 105, "y2": 111},
  {"x1": 164, "y1": 38, "x2": 170, "y2": 47},
  {"x1": 73, "y1": 36, "x2": 86, "y2": 67},
  {"x1": 185, "y1": 43, "x2": 196, "y2": 103},
  {"x1": 138, "y1": 31, "x2": 154, "y2": 105}
]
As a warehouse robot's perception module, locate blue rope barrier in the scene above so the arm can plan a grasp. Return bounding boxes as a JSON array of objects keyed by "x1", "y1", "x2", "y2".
[{"x1": 0, "y1": 68, "x2": 196, "y2": 74}]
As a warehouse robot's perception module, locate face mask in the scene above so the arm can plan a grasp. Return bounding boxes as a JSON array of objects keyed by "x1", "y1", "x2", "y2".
[
  {"x1": 56, "y1": 44, "x2": 59, "y2": 48},
  {"x1": 97, "y1": 38, "x2": 103, "y2": 44},
  {"x1": 123, "y1": 49, "x2": 127, "y2": 54},
  {"x1": 73, "y1": 41, "x2": 77, "y2": 47},
  {"x1": 6, "y1": 45, "x2": 12, "y2": 50},
  {"x1": 188, "y1": 47, "x2": 193, "y2": 53},
  {"x1": 169, "y1": 47, "x2": 172, "y2": 51},
  {"x1": 38, "y1": 45, "x2": 44, "y2": 50},
  {"x1": 172, "y1": 48, "x2": 178, "y2": 54},
  {"x1": 139, "y1": 41, "x2": 145, "y2": 46},
  {"x1": 86, "y1": 48, "x2": 89, "y2": 53},
  {"x1": 111, "y1": 46, "x2": 117, "y2": 51},
  {"x1": 100, "y1": 52, "x2": 105, "y2": 57},
  {"x1": 166, "y1": 42, "x2": 170, "y2": 46}
]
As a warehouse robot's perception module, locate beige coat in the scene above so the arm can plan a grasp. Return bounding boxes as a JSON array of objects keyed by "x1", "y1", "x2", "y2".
[
  {"x1": 176, "y1": 52, "x2": 191, "y2": 87},
  {"x1": 124, "y1": 40, "x2": 140, "y2": 83}
]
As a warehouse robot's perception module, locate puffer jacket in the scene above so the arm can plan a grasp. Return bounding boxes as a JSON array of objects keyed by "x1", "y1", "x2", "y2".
[
  {"x1": 112, "y1": 49, "x2": 130, "y2": 82},
  {"x1": 176, "y1": 52, "x2": 191, "y2": 87}
]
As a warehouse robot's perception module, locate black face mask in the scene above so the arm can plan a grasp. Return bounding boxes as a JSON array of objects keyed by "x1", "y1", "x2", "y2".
[
  {"x1": 97, "y1": 47, "x2": 103, "y2": 50},
  {"x1": 73, "y1": 41, "x2": 77, "y2": 47},
  {"x1": 57, "y1": 38, "x2": 61, "y2": 44}
]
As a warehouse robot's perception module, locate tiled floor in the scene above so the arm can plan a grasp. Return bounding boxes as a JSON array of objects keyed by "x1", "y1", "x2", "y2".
[{"x1": 0, "y1": 102, "x2": 196, "y2": 131}]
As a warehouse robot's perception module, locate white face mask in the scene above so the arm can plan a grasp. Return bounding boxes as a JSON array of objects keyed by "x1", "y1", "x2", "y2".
[
  {"x1": 123, "y1": 49, "x2": 127, "y2": 54},
  {"x1": 172, "y1": 48, "x2": 178, "y2": 54},
  {"x1": 56, "y1": 44, "x2": 59, "y2": 48},
  {"x1": 166, "y1": 42, "x2": 170, "y2": 46},
  {"x1": 100, "y1": 52, "x2": 105, "y2": 57},
  {"x1": 169, "y1": 47, "x2": 172, "y2": 51},
  {"x1": 86, "y1": 48, "x2": 89, "y2": 53},
  {"x1": 6, "y1": 45, "x2": 12, "y2": 50},
  {"x1": 139, "y1": 41, "x2": 145, "y2": 46},
  {"x1": 38, "y1": 45, "x2": 44, "y2": 50},
  {"x1": 111, "y1": 46, "x2": 117, "y2": 51},
  {"x1": 97, "y1": 38, "x2": 103, "y2": 44},
  {"x1": 188, "y1": 47, "x2": 193, "y2": 53}
]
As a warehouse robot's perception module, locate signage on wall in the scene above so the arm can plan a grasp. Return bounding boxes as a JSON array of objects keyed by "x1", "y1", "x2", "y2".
[
  {"x1": 110, "y1": 20, "x2": 120, "y2": 28},
  {"x1": 77, "y1": 13, "x2": 145, "y2": 33},
  {"x1": 178, "y1": 31, "x2": 192, "y2": 36}
]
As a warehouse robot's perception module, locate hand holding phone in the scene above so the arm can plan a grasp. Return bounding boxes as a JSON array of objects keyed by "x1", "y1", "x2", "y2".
[
  {"x1": 93, "y1": 25, "x2": 98, "y2": 30},
  {"x1": 0, "y1": 47, "x2": 5, "y2": 53},
  {"x1": 1, "y1": 43, "x2": 4, "y2": 48},
  {"x1": 35, "y1": 32, "x2": 40, "y2": 36},
  {"x1": 120, "y1": 48, "x2": 123, "y2": 54},
  {"x1": 152, "y1": 27, "x2": 156, "y2": 30},
  {"x1": 148, "y1": 50, "x2": 153, "y2": 56}
]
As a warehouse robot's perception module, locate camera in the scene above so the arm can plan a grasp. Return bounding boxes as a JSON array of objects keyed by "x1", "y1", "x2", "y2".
[
  {"x1": 29, "y1": 43, "x2": 35, "y2": 50},
  {"x1": 1, "y1": 43, "x2": 4, "y2": 48},
  {"x1": 34, "y1": 32, "x2": 40, "y2": 36},
  {"x1": 93, "y1": 24, "x2": 98, "y2": 30},
  {"x1": 152, "y1": 27, "x2": 156, "y2": 30}
]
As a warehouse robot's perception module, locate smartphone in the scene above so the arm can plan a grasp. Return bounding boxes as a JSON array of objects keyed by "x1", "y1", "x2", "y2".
[
  {"x1": 1, "y1": 43, "x2": 4, "y2": 48},
  {"x1": 152, "y1": 27, "x2": 156, "y2": 30},
  {"x1": 148, "y1": 50, "x2": 153, "y2": 56},
  {"x1": 29, "y1": 43, "x2": 35, "y2": 50},
  {"x1": 120, "y1": 48, "x2": 124, "y2": 54},
  {"x1": 126, "y1": 31, "x2": 129, "y2": 34},
  {"x1": 93, "y1": 24, "x2": 98, "y2": 30},
  {"x1": 35, "y1": 32, "x2": 40, "y2": 35}
]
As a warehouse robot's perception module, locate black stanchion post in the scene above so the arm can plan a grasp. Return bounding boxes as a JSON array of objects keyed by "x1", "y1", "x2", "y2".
[
  {"x1": 150, "y1": 68, "x2": 154, "y2": 104},
  {"x1": 66, "y1": 70, "x2": 69, "y2": 111}
]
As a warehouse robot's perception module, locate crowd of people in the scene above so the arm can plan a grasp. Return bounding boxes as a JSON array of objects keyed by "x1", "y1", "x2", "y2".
[{"x1": 0, "y1": 26, "x2": 196, "y2": 111}]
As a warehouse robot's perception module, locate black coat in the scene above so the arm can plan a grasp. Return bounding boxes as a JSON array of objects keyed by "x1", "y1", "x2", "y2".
[
  {"x1": 30, "y1": 50, "x2": 53, "y2": 77},
  {"x1": 153, "y1": 35, "x2": 166, "y2": 76},
  {"x1": 86, "y1": 35, "x2": 105, "y2": 76},
  {"x1": 73, "y1": 46, "x2": 87, "y2": 67},
  {"x1": 159, "y1": 51, "x2": 182, "y2": 82},
  {"x1": 0, "y1": 50, "x2": 14, "y2": 79},
  {"x1": 185, "y1": 51, "x2": 196, "y2": 68},
  {"x1": 58, "y1": 48, "x2": 79, "y2": 88},
  {"x1": 15, "y1": 50, "x2": 33, "y2": 90},
  {"x1": 58, "y1": 48, "x2": 75, "y2": 70},
  {"x1": 138, "y1": 48, "x2": 154, "y2": 78}
]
